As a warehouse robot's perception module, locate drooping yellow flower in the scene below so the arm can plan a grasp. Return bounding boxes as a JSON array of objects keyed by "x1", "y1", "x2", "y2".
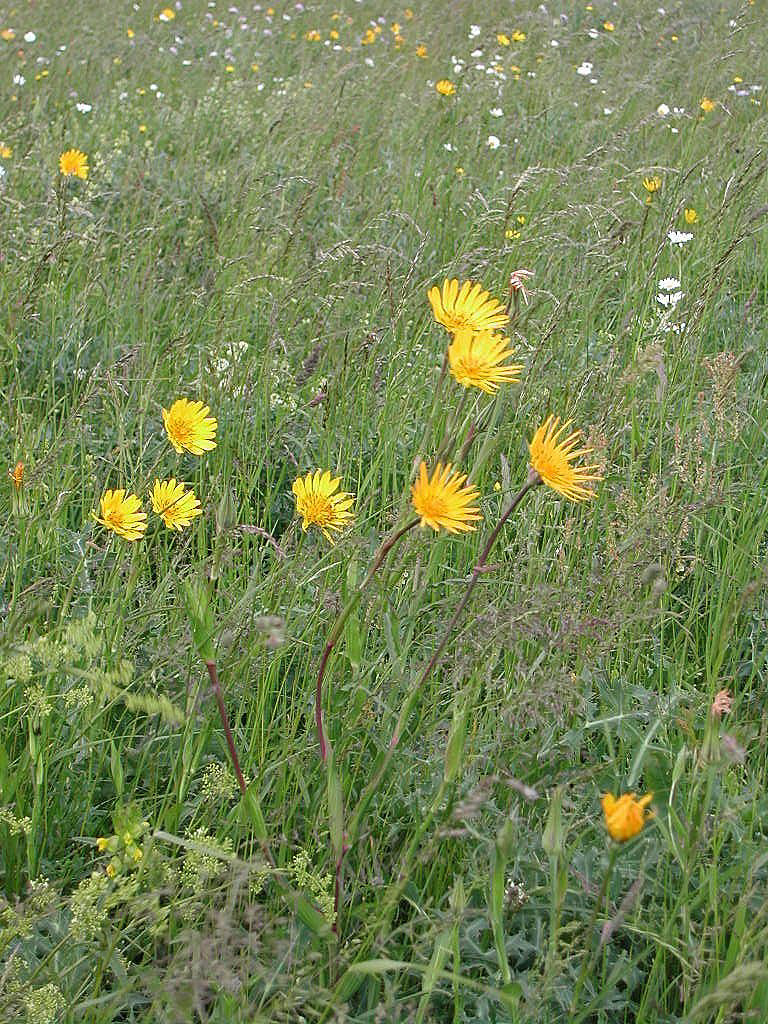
[
  {"x1": 684, "y1": 207, "x2": 698, "y2": 224},
  {"x1": 8, "y1": 461, "x2": 23, "y2": 490},
  {"x1": 699, "y1": 97, "x2": 716, "y2": 112},
  {"x1": 642, "y1": 175, "x2": 661, "y2": 194},
  {"x1": 162, "y1": 399, "x2": 218, "y2": 455},
  {"x1": 151, "y1": 478, "x2": 203, "y2": 531},
  {"x1": 292, "y1": 470, "x2": 354, "y2": 541},
  {"x1": 528, "y1": 416, "x2": 603, "y2": 502},
  {"x1": 59, "y1": 149, "x2": 88, "y2": 180},
  {"x1": 411, "y1": 462, "x2": 481, "y2": 534},
  {"x1": 92, "y1": 490, "x2": 147, "y2": 541},
  {"x1": 428, "y1": 278, "x2": 509, "y2": 335},
  {"x1": 435, "y1": 79, "x2": 456, "y2": 96},
  {"x1": 448, "y1": 329, "x2": 522, "y2": 393},
  {"x1": 602, "y1": 792, "x2": 653, "y2": 842}
]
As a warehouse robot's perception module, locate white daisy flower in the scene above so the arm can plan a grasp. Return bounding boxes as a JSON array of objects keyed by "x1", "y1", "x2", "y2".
[
  {"x1": 487, "y1": 134, "x2": 500, "y2": 149},
  {"x1": 658, "y1": 277, "x2": 681, "y2": 290},
  {"x1": 668, "y1": 230, "x2": 693, "y2": 246}
]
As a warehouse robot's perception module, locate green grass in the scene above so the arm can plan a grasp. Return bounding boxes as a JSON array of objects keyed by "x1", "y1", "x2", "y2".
[{"x1": 1, "y1": 0, "x2": 768, "y2": 1020}]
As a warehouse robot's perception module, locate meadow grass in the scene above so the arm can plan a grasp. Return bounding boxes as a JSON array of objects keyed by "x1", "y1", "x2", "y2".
[{"x1": 1, "y1": 0, "x2": 768, "y2": 1020}]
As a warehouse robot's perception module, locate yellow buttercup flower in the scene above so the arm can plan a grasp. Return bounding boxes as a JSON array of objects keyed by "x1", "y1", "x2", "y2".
[
  {"x1": 151, "y1": 478, "x2": 203, "y2": 531},
  {"x1": 411, "y1": 462, "x2": 481, "y2": 534},
  {"x1": 602, "y1": 792, "x2": 653, "y2": 842},
  {"x1": 428, "y1": 278, "x2": 509, "y2": 335},
  {"x1": 528, "y1": 416, "x2": 603, "y2": 502},
  {"x1": 511, "y1": 29, "x2": 526, "y2": 41},
  {"x1": 158, "y1": 7, "x2": 176, "y2": 21},
  {"x1": 59, "y1": 149, "x2": 89, "y2": 180},
  {"x1": 415, "y1": 43, "x2": 427, "y2": 57},
  {"x1": 642, "y1": 175, "x2": 661, "y2": 194},
  {"x1": 361, "y1": 28, "x2": 376, "y2": 44},
  {"x1": 0, "y1": 144, "x2": 11, "y2": 159},
  {"x1": 92, "y1": 490, "x2": 147, "y2": 541},
  {"x1": 435, "y1": 79, "x2": 456, "y2": 96},
  {"x1": 497, "y1": 33, "x2": 510, "y2": 46},
  {"x1": 162, "y1": 398, "x2": 218, "y2": 455},
  {"x1": 684, "y1": 207, "x2": 698, "y2": 223},
  {"x1": 448, "y1": 329, "x2": 522, "y2": 393},
  {"x1": 292, "y1": 470, "x2": 354, "y2": 541},
  {"x1": 603, "y1": 20, "x2": 615, "y2": 31},
  {"x1": 700, "y1": 97, "x2": 716, "y2": 112}
]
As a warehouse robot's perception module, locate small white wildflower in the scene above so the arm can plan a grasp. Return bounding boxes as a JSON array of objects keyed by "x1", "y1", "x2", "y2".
[
  {"x1": 576, "y1": 61, "x2": 593, "y2": 76},
  {"x1": 668, "y1": 230, "x2": 693, "y2": 246},
  {"x1": 486, "y1": 134, "x2": 500, "y2": 149},
  {"x1": 75, "y1": 102, "x2": 92, "y2": 113},
  {"x1": 12, "y1": 73, "x2": 25, "y2": 85},
  {"x1": 657, "y1": 103, "x2": 670, "y2": 116},
  {"x1": 658, "y1": 277, "x2": 681, "y2": 291},
  {"x1": 587, "y1": 27, "x2": 599, "y2": 38},
  {"x1": 24, "y1": 31, "x2": 36, "y2": 42},
  {"x1": 490, "y1": 107, "x2": 503, "y2": 117},
  {"x1": 469, "y1": 24, "x2": 481, "y2": 37}
]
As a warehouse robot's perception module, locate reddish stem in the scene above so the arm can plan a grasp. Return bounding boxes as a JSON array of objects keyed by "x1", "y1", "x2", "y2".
[{"x1": 206, "y1": 660, "x2": 247, "y2": 795}]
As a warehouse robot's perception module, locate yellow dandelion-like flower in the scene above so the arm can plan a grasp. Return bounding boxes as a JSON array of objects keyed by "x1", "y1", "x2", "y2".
[
  {"x1": 0, "y1": 144, "x2": 11, "y2": 159},
  {"x1": 642, "y1": 175, "x2": 661, "y2": 194},
  {"x1": 416, "y1": 43, "x2": 427, "y2": 57},
  {"x1": 92, "y1": 489, "x2": 147, "y2": 541},
  {"x1": 162, "y1": 398, "x2": 218, "y2": 455},
  {"x1": 528, "y1": 416, "x2": 603, "y2": 502},
  {"x1": 158, "y1": 7, "x2": 176, "y2": 22},
  {"x1": 151, "y1": 478, "x2": 203, "y2": 531},
  {"x1": 428, "y1": 278, "x2": 509, "y2": 335},
  {"x1": 1, "y1": 28, "x2": 16, "y2": 41},
  {"x1": 497, "y1": 33, "x2": 510, "y2": 46},
  {"x1": 292, "y1": 469, "x2": 354, "y2": 541},
  {"x1": 59, "y1": 149, "x2": 88, "y2": 180},
  {"x1": 448, "y1": 328, "x2": 522, "y2": 393},
  {"x1": 435, "y1": 79, "x2": 456, "y2": 96},
  {"x1": 411, "y1": 462, "x2": 481, "y2": 534},
  {"x1": 603, "y1": 20, "x2": 615, "y2": 31},
  {"x1": 511, "y1": 29, "x2": 526, "y2": 41},
  {"x1": 361, "y1": 28, "x2": 376, "y2": 44},
  {"x1": 601, "y1": 792, "x2": 653, "y2": 842},
  {"x1": 700, "y1": 97, "x2": 716, "y2": 112},
  {"x1": 684, "y1": 207, "x2": 698, "y2": 224}
]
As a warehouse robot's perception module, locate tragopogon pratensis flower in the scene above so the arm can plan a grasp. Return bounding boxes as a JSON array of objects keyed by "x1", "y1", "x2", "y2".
[
  {"x1": 528, "y1": 416, "x2": 603, "y2": 501},
  {"x1": 642, "y1": 175, "x2": 661, "y2": 194},
  {"x1": 92, "y1": 490, "x2": 147, "y2": 541},
  {"x1": 448, "y1": 329, "x2": 522, "y2": 392},
  {"x1": 59, "y1": 149, "x2": 88, "y2": 179},
  {"x1": 162, "y1": 399, "x2": 218, "y2": 455},
  {"x1": 602, "y1": 792, "x2": 653, "y2": 842},
  {"x1": 428, "y1": 278, "x2": 509, "y2": 335},
  {"x1": 292, "y1": 469, "x2": 354, "y2": 541},
  {"x1": 435, "y1": 79, "x2": 456, "y2": 96},
  {"x1": 151, "y1": 479, "x2": 203, "y2": 531},
  {"x1": 411, "y1": 461, "x2": 481, "y2": 533}
]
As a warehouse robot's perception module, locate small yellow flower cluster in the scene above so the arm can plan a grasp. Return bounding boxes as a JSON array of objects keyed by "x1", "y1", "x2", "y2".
[
  {"x1": 95, "y1": 813, "x2": 150, "y2": 878},
  {"x1": 92, "y1": 398, "x2": 215, "y2": 542}
]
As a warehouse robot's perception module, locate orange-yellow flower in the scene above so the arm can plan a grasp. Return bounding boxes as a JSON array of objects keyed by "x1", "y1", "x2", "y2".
[
  {"x1": 642, "y1": 175, "x2": 661, "y2": 194},
  {"x1": 59, "y1": 149, "x2": 88, "y2": 180},
  {"x1": 415, "y1": 43, "x2": 427, "y2": 58},
  {"x1": 528, "y1": 416, "x2": 603, "y2": 502},
  {"x1": 292, "y1": 469, "x2": 354, "y2": 541},
  {"x1": 602, "y1": 792, "x2": 653, "y2": 842},
  {"x1": 162, "y1": 399, "x2": 217, "y2": 455},
  {"x1": 435, "y1": 79, "x2": 456, "y2": 96},
  {"x1": 411, "y1": 462, "x2": 481, "y2": 534},
  {"x1": 92, "y1": 490, "x2": 147, "y2": 541},
  {"x1": 428, "y1": 278, "x2": 509, "y2": 335},
  {"x1": 448, "y1": 329, "x2": 522, "y2": 392},
  {"x1": 158, "y1": 7, "x2": 176, "y2": 21},
  {"x1": 700, "y1": 97, "x2": 716, "y2": 113},
  {"x1": 151, "y1": 478, "x2": 203, "y2": 531},
  {"x1": 8, "y1": 461, "x2": 23, "y2": 490}
]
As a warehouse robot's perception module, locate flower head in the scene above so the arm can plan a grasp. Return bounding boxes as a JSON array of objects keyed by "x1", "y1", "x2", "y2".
[
  {"x1": 668, "y1": 230, "x2": 693, "y2": 246},
  {"x1": 59, "y1": 149, "x2": 88, "y2": 179},
  {"x1": 642, "y1": 175, "x2": 661, "y2": 194},
  {"x1": 158, "y1": 7, "x2": 176, "y2": 21},
  {"x1": 711, "y1": 689, "x2": 733, "y2": 718},
  {"x1": 684, "y1": 207, "x2": 698, "y2": 224},
  {"x1": 699, "y1": 97, "x2": 716, "y2": 112},
  {"x1": 435, "y1": 79, "x2": 456, "y2": 96},
  {"x1": 528, "y1": 416, "x2": 603, "y2": 502},
  {"x1": 92, "y1": 490, "x2": 147, "y2": 541},
  {"x1": 151, "y1": 478, "x2": 203, "y2": 531},
  {"x1": 411, "y1": 461, "x2": 481, "y2": 534},
  {"x1": 428, "y1": 278, "x2": 509, "y2": 335},
  {"x1": 292, "y1": 469, "x2": 354, "y2": 541},
  {"x1": 162, "y1": 399, "x2": 217, "y2": 455},
  {"x1": 602, "y1": 792, "x2": 653, "y2": 842},
  {"x1": 8, "y1": 461, "x2": 23, "y2": 489},
  {"x1": 448, "y1": 329, "x2": 522, "y2": 392}
]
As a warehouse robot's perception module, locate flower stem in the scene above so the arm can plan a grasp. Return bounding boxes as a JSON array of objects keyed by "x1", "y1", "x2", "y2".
[
  {"x1": 314, "y1": 517, "x2": 419, "y2": 761},
  {"x1": 569, "y1": 845, "x2": 620, "y2": 1015},
  {"x1": 205, "y1": 659, "x2": 246, "y2": 795}
]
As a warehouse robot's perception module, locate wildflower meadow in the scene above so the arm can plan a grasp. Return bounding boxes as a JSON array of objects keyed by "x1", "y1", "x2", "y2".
[{"x1": 1, "y1": 0, "x2": 768, "y2": 1020}]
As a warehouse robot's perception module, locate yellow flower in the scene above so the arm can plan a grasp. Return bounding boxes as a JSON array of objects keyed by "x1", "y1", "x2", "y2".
[
  {"x1": 497, "y1": 33, "x2": 510, "y2": 46},
  {"x1": 162, "y1": 398, "x2": 217, "y2": 455},
  {"x1": 642, "y1": 175, "x2": 661, "y2": 194},
  {"x1": 329, "y1": 29, "x2": 339, "y2": 40},
  {"x1": 528, "y1": 415, "x2": 603, "y2": 502},
  {"x1": 93, "y1": 490, "x2": 147, "y2": 541},
  {"x1": 415, "y1": 43, "x2": 427, "y2": 57},
  {"x1": 127, "y1": 28, "x2": 135, "y2": 38},
  {"x1": 0, "y1": 144, "x2": 11, "y2": 159},
  {"x1": 435, "y1": 78, "x2": 456, "y2": 96},
  {"x1": 361, "y1": 28, "x2": 376, "y2": 44},
  {"x1": 603, "y1": 20, "x2": 615, "y2": 31},
  {"x1": 428, "y1": 278, "x2": 509, "y2": 335},
  {"x1": 59, "y1": 149, "x2": 88, "y2": 180},
  {"x1": 8, "y1": 461, "x2": 23, "y2": 489},
  {"x1": 684, "y1": 207, "x2": 698, "y2": 224},
  {"x1": 411, "y1": 462, "x2": 482, "y2": 534},
  {"x1": 512, "y1": 29, "x2": 526, "y2": 41},
  {"x1": 292, "y1": 469, "x2": 354, "y2": 541},
  {"x1": 305, "y1": 29, "x2": 321, "y2": 41},
  {"x1": 601, "y1": 792, "x2": 653, "y2": 842},
  {"x1": 151, "y1": 478, "x2": 203, "y2": 531},
  {"x1": 448, "y1": 329, "x2": 522, "y2": 393},
  {"x1": 1, "y1": 28, "x2": 16, "y2": 41},
  {"x1": 404, "y1": 8, "x2": 414, "y2": 19},
  {"x1": 96, "y1": 837, "x2": 109, "y2": 852},
  {"x1": 158, "y1": 7, "x2": 176, "y2": 21},
  {"x1": 700, "y1": 97, "x2": 716, "y2": 112}
]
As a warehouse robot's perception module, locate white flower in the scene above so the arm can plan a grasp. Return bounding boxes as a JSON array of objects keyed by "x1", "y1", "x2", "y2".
[
  {"x1": 657, "y1": 103, "x2": 670, "y2": 116},
  {"x1": 587, "y1": 27, "x2": 599, "y2": 38},
  {"x1": 668, "y1": 230, "x2": 693, "y2": 246},
  {"x1": 443, "y1": 142, "x2": 454, "y2": 151},
  {"x1": 550, "y1": 39, "x2": 559, "y2": 47},
  {"x1": 469, "y1": 24, "x2": 481, "y2": 37},
  {"x1": 490, "y1": 107, "x2": 503, "y2": 117},
  {"x1": 486, "y1": 135, "x2": 500, "y2": 149},
  {"x1": 470, "y1": 48, "x2": 483, "y2": 58},
  {"x1": 576, "y1": 61, "x2": 593, "y2": 76},
  {"x1": 656, "y1": 290, "x2": 683, "y2": 307},
  {"x1": 364, "y1": 56, "x2": 374, "y2": 66},
  {"x1": 24, "y1": 31, "x2": 36, "y2": 42},
  {"x1": 12, "y1": 74, "x2": 25, "y2": 86},
  {"x1": 75, "y1": 102, "x2": 92, "y2": 113},
  {"x1": 603, "y1": 107, "x2": 613, "y2": 115},
  {"x1": 658, "y1": 277, "x2": 681, "y2": 291}
]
